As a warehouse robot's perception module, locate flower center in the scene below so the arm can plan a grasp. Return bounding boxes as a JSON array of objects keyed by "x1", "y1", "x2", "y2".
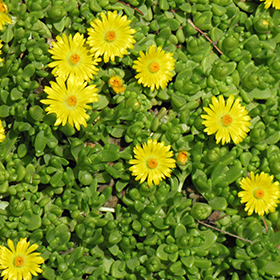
[
  {"x1": 70, "y1": 54, "x2": 80, "y2": 64},
  {"x1": 221, "y1": 114, "x2": 232, "y2": 126},
  {"x1": 0, "y1": 2, "x2": 7, "y2": 13},
  {"x1": 254, "y1": 189, "x2": 265, "y2": 199},
  {"x1": 14, "y1": 256, "x2": 24, "y2": 267},
  {"x1": 149, "y1": 62, "x2": 160, "y2": 73},
  {"x1": 148, "y1": 158, "x2": 158, "y2": 169},
  {"x1": 106, "y1": 31, "x2": 116, "y2": 42},
  {"x1": 67, "y1": 95, "x2": 78, "y2": 107}
]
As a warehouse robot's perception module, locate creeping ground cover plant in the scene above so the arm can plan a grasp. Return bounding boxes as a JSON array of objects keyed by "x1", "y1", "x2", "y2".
[{"x1": 1, "y1": 0, "x2": 280, "y2": 279}]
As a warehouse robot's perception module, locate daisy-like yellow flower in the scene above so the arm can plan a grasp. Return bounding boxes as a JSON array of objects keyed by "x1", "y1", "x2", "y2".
[
  {"x1": 261, "y1": 0, "x2": 280, "y2": 9},
  {"x1": 133, "y1": 45, "x2": 175, "y2": 92},
  {"x1": 48, "y1": 32, "x2": 100, "y2": 81},
  {"x1": 0, "y1": 1, "x2": 12, "y2": 31},
  {"x1": 0, "y1": 238, "x2": 44, "y2": 280},
  {"x1": 108, "y1": 75, "x2": 125, "y2": 94},
  {"x1": 87, "y1": 11, "x2": 136, "y2": 63},
  {"x1": 238, "y1": 172, "x2": 280, "y2": 216},
  {"x1": 201, "y1": 95, "x2": 251, "y2": 145},
  {"x1": 0, "y1": 119, "x2": 5, "y2": 142},
  {"x1": 40, "y1": 76, "x2": 99, "y2": 130},
  {"x1": 129, "y1": 139, "x2": 176, "y2": 186}
]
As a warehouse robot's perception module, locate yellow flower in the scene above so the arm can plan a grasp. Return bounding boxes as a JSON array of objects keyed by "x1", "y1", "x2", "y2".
[
  {"x1": 41, "y1": 76, "x2": 99, "y2": 131},
  {"x1": 129, "y1": 139, "x2": 176, "y2": 186},
  {"x1": 87, "y1": 11, "x2": 136, "y2": 63},
  {"x1": 0, "y1": 40, "x2": 3, "y2": 63},
  {"x1": 0, "y1": 1, "x2": 12, "y2": 31},
  {"x1": 0, "y1": 119, "x2": 5, "y2": 143},
  {"x1": 48, "y1": 32, "x2": 100, "y2": 81},
  {"x1": 177, "y1": 151, "x2": 188, "y2": 165},
  {"x1": 0, "y1": 238, "x2": 44, "y2": 280},
  {"x1": 261, "y1": 0, "x2": 280, "y2": 9},
  {"x1": 238, "y1": 172, "x2": 280, "y2": 216},
  {"x1": 108, "y1": 75, "x2": 125, "y2": 94},
  {"x1": 133, "y1": 45, "x2": 175, "y2": 92},
  {"x1": 201, "y1": 95, "x2": 251, "y2": 145}
]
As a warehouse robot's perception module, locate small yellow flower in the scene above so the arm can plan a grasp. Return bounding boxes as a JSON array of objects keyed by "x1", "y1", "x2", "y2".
[
  {"x1": 262, "y1": 19, "x2": 269, "y2": 26},
  {"x1": 0, "y1": 1, "x2": 12, "y2": 31},
  {"x1": 129, "y1": 139, "x2": 176, "y2": 186},
  {"x1": 261, "y1": 0, "x2": 280, "y2": 9},
  {"x1": 201, "y1": 95, "x2": 251, "y2": 145},
  {"x1": 87, "y1": 11, "x2": 136, "y2": 63},
  {"x1": 41, "y1": 76, "x2": 99, "y2": 130},
  {"x1": 133, "y1": 45, "x2": 175, "y2": 92},
  {"x1": 48, "y1": 32, "x2": 100, "y2": 81},
  {"x1": 0, "y1": 40, "x2": 3, "y2": 63},
  {"x1": 108, "y1": 75, "x2": 125, "y2": 94},
  {"x1": 177, "y1": 151, "x2": 188, "y2": 165},
  {"x1": 0, "y1": 119, "x2": 5, "y2": 143},
  {"x1": 0, "y1": 238, "x2": 44, "y2": 280},
  {"x1": 238, "y1": 172, "x2": 280, "y2": 216}
]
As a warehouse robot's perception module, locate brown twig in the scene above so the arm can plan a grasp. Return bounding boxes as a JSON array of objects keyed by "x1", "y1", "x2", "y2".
[
  {"x1": 197, "y1": 220, "x2": 253, "y2": 244},
  {"x1": 263, "y1": 218, "x2": 268, "y2": 232},
  {"x1": 187, "y1": 19, "x2": 223, "y2": 55},
  {"x1": 117, "y1": 1, "x2": 144, "y2": 15}
]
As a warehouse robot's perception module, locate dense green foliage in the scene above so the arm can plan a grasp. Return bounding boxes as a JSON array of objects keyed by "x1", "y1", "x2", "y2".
[{"x1": 1, "y1": 0, "x2": 280, "y2": 279}]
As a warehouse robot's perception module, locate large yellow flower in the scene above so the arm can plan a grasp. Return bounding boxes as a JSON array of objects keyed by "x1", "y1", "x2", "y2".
[
  {"x1": 87, "y1": 11, "x2": 136, "y2": 63},
  {"x1": 0, "y1": 1, "x2": 12, "y2": 31},
  {"x1": 129, "y1": 139, "x2": 176, "y2": 186},
  {"x1": 41, "y1": 76, "x2": 99, "y2": 130},
  {"x1": 48, "y1": 32, "x2": 100, "y2": 81},
  {"x1": 0, "y1": 119, "x2": 5, "y2": 142},
  {"x1": 0, "y1": 238, "x2": 44, "y2": 280},
  {"x1": 133, "y1": 45, "x2": 175, "y2": 92},
  {"x1": 201, "y1": 95, "x2": 251, "y2": 145},
  {"x1": 261, "y1": 0, "x2": 280, "y2": 9},
  {"x1": 238, "y1": 172, "x2": 280, "y2": 216}
]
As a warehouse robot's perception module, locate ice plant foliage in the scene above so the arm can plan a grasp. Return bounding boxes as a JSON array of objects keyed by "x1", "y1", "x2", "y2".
[
  {"x1": 238, "y1": 172, "x2": 280, "y2": 216},
  {"x1": 0, "y1": 1, "x2": 12, "y2": 30},
  {"x1": 40, "y1": 76, "x2": 99, "y2": 130},
  {"x1": 261, "y1": 0, "x2": 280, "y2": 9},
  {"x1": 0, "y1": 238, "x2": 44, "y2": 280},
  {"x1": 48, "y1": 33, "x2": 100, "y2": 81},
  {"x1": 129, "y1": 139, "x2": 176, "y2": 186},
  {"x1": 108, "y1": 75, "x2": 125, "y2": 94},
  {"x1": 201, "y1": 95, "x2": 251, "y2": 145},
  {"x1": 87, "y1": 11, "x2": 136, "y2": 63},
  {"x1": 133, "y1": 45, "x2": 175, "y2": 92}
]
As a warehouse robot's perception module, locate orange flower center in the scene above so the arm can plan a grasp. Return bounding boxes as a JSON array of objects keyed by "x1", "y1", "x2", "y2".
[
  {"x1": 149, "y1": 62, "x2": 160, "y2": 73},
  {"x1": 148, "y1": 158, "x2": 158, "y2": 169},
  {"x1": 0, "y1": 2, "x2": 7, "y2": 13},
  {"x1": 70, "y1": 54, "x2": 80, "y2": 64},
  {"x1": 254, "y1": 189, "x2": 265, "y2": 199},
  {"x1": 14, "y1": 256, "x2": 24, "y2": 267},
  {"x1": 106, "y1": 31, "x2": 116, "y2": 42},
  {"x1": 222, "y1": 114, "x2": 232, "y2": 126},
  {"x1": 67, "y1": 95, "x2": 77, "y2": 107}
]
